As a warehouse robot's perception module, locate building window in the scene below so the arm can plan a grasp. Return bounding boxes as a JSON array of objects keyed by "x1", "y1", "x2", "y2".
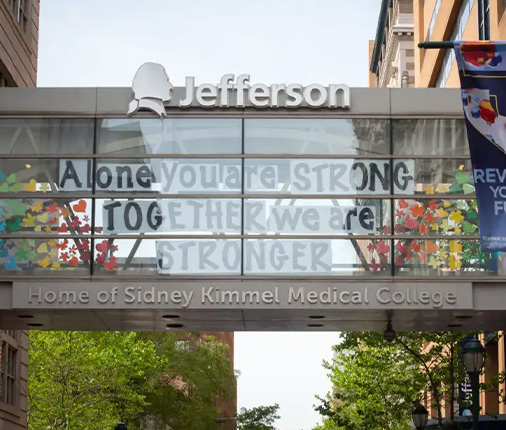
[
  {"x1": 0, "y1": 72, "x2": 10, "y2": 87},
  {"x1": 478, "y1": 0, "x2": 491, "y2": 40},
  {"x1": 0, "y1": 334, "x2": 18, "y2": 406},
  {"x1": 426, "y1": 0, "x2": 442, "y2": 41},
  {"x1": 4, "y1": 0, "x2": 28, "y2": 32},
  {"x1": 437, "y1": 0, "x2": 475, "y2": 87}
]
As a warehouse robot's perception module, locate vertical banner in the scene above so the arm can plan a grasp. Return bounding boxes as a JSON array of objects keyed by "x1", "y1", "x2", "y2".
[{"x1": 455, "y1": 41, "x2": 506, "y2": 251}]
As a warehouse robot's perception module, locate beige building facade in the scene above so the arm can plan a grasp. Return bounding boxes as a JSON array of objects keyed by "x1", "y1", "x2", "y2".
[
  {"x1": 369, "y1": 0, "x2": 415, "y2": 88},
  {"x1": 414, "y1": 0, "x2": 506, "y2": 88},
  {"x1": 0, "y1": 1, "x2": 38, "y2": 429}
]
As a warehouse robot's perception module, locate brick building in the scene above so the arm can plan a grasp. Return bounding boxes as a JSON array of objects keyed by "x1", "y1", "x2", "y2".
[{"x1": 0, "y1": 1, "x2": 38, "y2": 429}]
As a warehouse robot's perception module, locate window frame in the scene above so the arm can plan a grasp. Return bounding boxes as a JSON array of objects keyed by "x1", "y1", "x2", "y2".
[
  {"x1": 2, "y1": 0, "x2": 30, "y2": 34},
  {"x1": 0, "y1": 331, "x2": 19, "y2": 408}
]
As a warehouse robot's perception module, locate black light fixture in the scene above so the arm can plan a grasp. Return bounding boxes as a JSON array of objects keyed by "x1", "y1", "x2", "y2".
[
  {"x1": 462, "y1": 338, "x2": 485, "y2": 374},
  {"x1": 412, "y1": 402, "x2": 428, "y2": 430},
  {"x1": 115, "y1": 423, "x2": 127, "y2": 430},
  {"x1": 383, "y1": 320, "x2": 396, "y2": 342},
  {"x1": 166, "y1": 323, "x2": 184, "y2": 329},
  {"x1": 462, "y1": 337, "x2": 486, "y2": 430}
]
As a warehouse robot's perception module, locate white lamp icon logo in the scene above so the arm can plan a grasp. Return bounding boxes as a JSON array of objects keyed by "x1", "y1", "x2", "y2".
[{"x1": 127, "y1": 62, "x2": 173, "y2": 117}]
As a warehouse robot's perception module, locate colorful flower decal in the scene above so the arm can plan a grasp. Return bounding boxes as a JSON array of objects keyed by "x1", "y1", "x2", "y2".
[
  {"x1": 94, "y1": 240, "x2": 119, "y2": 272},
  {"x1": 0, "y1": 171, "x2": 96, "y2": 271}
]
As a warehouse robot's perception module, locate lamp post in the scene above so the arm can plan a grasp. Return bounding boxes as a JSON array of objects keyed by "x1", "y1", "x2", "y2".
[
  {"x1": 462, "y1": 338, "x2": 486, "y2": 430},
  {"x1": 412, "y1": 403, "x2": 428, "y2": 430}
]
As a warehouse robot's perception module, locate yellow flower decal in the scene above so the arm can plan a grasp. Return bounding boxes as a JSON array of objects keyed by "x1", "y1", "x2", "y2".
[
  {"x1": 31, "y1": 201, "x2": 43, "y2": 212},
  {"x1": 449, "y1": 240, "x2": 462, "y2": 253},
  {"x1": 440, "y1": 219, "x2": 453, "y2": 231},
  {"x1": 448, "y1": 255, "x2": 462, "y2": 270},
  {"x1": 424, "y1": 185, "x2": 435, "y2": 195},
  {"x1": 437, "y1": 208, "x2": 449, "y2": 218},
  {"x1": 449, "y1": 210, "x2": 464, "y2": 224},
  {"x1": 37, "y1": 255, "x2": 51, "y2": 268},
  {"x1": 428, "y1": 256, "x2": 442, "y2": 269},
  {"x1": 436, "y1": 184, "x2": 449, "y2": 193},
  {"x1": 22, "y1": 213, "x2": 36, "y2": 227}
]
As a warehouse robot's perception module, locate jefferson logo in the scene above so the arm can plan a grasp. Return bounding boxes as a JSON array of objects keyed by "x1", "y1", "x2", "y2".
[
  {"x1": 128, "y1": 63, "x2": 350, "y2": 114},
  {"x1": 128, "y1": 62, "x2": 173, "y2": 117}
]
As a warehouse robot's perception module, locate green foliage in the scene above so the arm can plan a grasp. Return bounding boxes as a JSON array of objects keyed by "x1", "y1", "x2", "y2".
[
  {"x1": 28, "y1": 331, "x2": 234, "y2": 430},
  {"x1": 237, "y1": 404, "x2": 280, "y2": 430},
  {"x1": 315, "y1": 331, "x2": 472, "y2": 430}
]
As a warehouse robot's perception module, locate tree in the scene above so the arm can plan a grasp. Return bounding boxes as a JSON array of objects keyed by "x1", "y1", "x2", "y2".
[
  {"x1": 315, "y1": 331, "x2": 472, "y2": 430},
  {"x1": 314, "y1": 340, "x2": 422, "y2": 430},
  {"x1": 139, "y1": 332, "x2": 235, "y2": 430},
  {"x1": 28, "y1": 331, "x2": 158, "y2": 430},
  {"x1": 28, "y1": 331, "x2": 234, "y2": 430},
  {"x1": 237, "y1": 404, "x2": 280, "y2": 430}
]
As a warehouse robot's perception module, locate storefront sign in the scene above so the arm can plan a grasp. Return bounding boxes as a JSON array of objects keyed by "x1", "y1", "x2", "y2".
[
  {"x1": 127, "y1": 62, "x2": 351, "y2": 116},
  {"x1": 455, "y1": 42, "x2": 506, "y2": 250},
  {"x1": 12, "y1": 281, "x2": 472, "y2": 310}
]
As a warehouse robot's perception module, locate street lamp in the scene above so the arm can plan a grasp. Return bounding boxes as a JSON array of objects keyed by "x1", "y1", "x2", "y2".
[
  {"x1": 114, "y1": 424, "x2": 127, "y2": 430},
  {"x1": 462, "y1": 338, "x2": 486, "y2": 430},
  {"x1": 412, "y1": 402, "x2": 428, "y2": 430}
]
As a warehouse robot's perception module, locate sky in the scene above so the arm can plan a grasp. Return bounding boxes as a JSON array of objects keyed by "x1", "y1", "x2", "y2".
[{"x1": 38, "y1": 1, "x2": 381, "y2": 429}]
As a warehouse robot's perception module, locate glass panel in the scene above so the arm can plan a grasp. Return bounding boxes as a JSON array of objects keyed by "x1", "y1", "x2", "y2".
[
  {"x1": 96, "y1": 198, "x2": 241, "y2": 235},
  {"x1": 0, "y1": 236, "x2": 91, "y2": 275},
  {"x1": 400, "y1": 158, "x2": 474, "y2": 196},
  {"x1": 394, "y1": 239, "x2": 502, "y2": 276},
  {"x1": 97, "y1": 118, "x2": 242, "y2": 155},
  {"x1": 0, "y1": 159, "x2": 94, "y2": 194},
  {"x1": 94, "y1": 158, "x2": 242, "y2": 194},
  {"x1": 0, "y1": 198, "x2": 93, "y2": 235},
  {"x1": 244, "y1": 159, "x2": 413, "y2": 195},
  {"x1": 94, "y1": 238, "x2": 242, "y2": 275},
  {"x1": 244, "y1": 118, "x2": 390, "y2": 155},
  {"x1": 393, "y1": 198, "x2": 479, "y2": 236},
  {"x1": 94, "y1": 238, "x2": 391, "y2": 276},
  {"x1": 244, "y1": 198, "x2": 390, "y2": 236},
  {"x1": 243, "y1": 238, "x2": 391, "y2": 276},
  {"x1": 0, "y1": 119, "x2": 94, "y2": 155},
  {"x1": 393, "y1": 119, "x2": 468, "y2": 156}
]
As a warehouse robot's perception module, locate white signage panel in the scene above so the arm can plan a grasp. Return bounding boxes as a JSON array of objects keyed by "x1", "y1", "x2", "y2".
[
  {"x1": 286, "y1": 159, "x2": 415, "y2": 195},
  {"x1": 59, "y1": 160, "x2": 157, "y2": 192},
  {"x1": 266, "y1": 205, "x2": 376, "y2": 234},
  {"x1": 103, "y1": 199, "x2": 243, "y2": 234},
  {"x1": 157, "y1": 240, "x2": 242, "y2": 274},
  {"x1": 60, "y1": 159, "x2": 415, "y2": 195},
  {"x1": 156, "y1": 239, "x2": 332, "y2": 275},
  {"x1": 160, "y1": 160, "x2": 242, "y2": 193},
  {"x1": 243, "y1": 239, "x2": 332, "y2": 275}
]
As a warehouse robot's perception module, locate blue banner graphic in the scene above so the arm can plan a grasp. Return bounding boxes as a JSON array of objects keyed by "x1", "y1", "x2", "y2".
[{"x1": 455, "y1": 41, "x2": 506, "y2": 251}]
